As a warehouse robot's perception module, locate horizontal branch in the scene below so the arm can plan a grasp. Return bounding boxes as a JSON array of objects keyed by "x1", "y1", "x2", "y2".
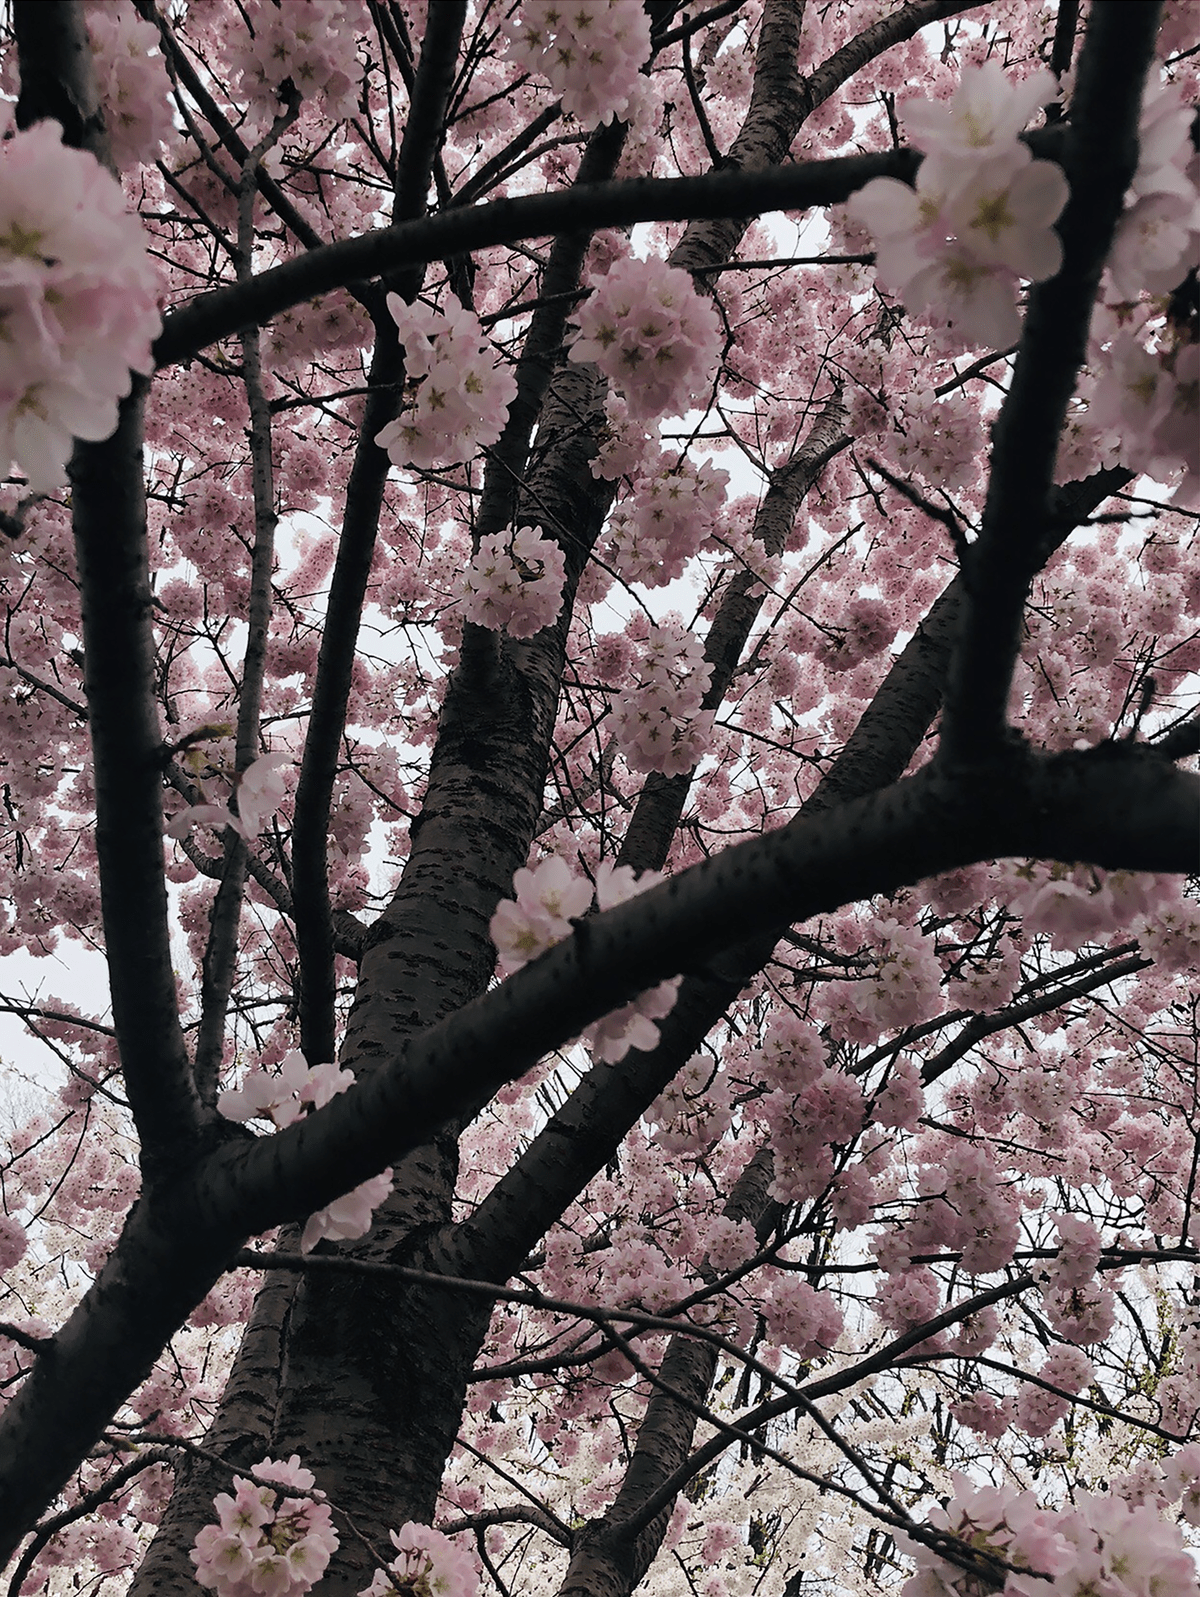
[
  {"x1": 154, "y1": 150, "x2": 923, "y2": 367},
  {"x1": 208, "y1": 741, "x2": 1200, "y2": 1238},
  {"x1": 0, "y1": 739, "x2": 1193, "y2": 1547}
]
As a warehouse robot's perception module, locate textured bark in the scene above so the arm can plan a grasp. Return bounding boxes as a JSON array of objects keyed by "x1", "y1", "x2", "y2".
[
  {"x1": 221, "y1": 10, "x2": 841, "y2": 1579},
  {"x1": 70, "y1": 388, "x2": 201, "y2": 1174},
  {"x1": 939, "y1": 1, "x2": 1159, "y2": 761},
  {"x1": 557, "y1": 1149, "x2": 778, "y2": 1597},
  {"x1": 127, "y1": 1249, "x2": 297, "y2": 1596},
  {"x1": 619, "y1": 392, "x2": 850, "y2": 872}
]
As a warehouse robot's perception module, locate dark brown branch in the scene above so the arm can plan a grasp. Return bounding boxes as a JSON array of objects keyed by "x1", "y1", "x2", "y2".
[
  {"x1": 454, "y1": 469, "x2": 1128, "y2": 1284},
  {"x1": 617, "y1": 1275, "x2": 1035, "y2": 1540},
  {"x1": 153, "y1": 150, "x2": 925, "y2": 368},
  {"x1": 13, "y1": 0, "x2": 109, "y2": 164},
  {"x1": 290, "y1": 3, "x2": 467, "y2": 1064},
  {"x1": 194, "y1": 109, "x2": 294, "y2": 1105},
  {"x1": 939, "y1": 2, "x2": 1160, "y2": 763},
  {"x1": 68, "y1": 386, "x2": 202, "y2": 1171},
  {"x1": 619, "y1": 394, "x2": 850, "y2": 872}
]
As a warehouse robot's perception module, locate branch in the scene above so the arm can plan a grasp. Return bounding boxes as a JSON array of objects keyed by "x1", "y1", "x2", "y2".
[
  {"x1": 153, "y1": 150, "x2": 926, "y2": 367},
  {"x1": 194, "y1": 109, "x2": 293, "y2": 1105},
  {"x1": 451, "y1": 463, "x2": 1139, "y2": 1285},
  {"x1": 617, "y1": 1275, "x2": 1036, "y2": 1540},
  {"x1": 920, "y1": 949, "x2": 1149, "y2": 1086},
  {"x1": 1153, "y1": 715, "x2": 1200, "y2": 762},
  {"x1": 13, "y1": 0, "x2": 109, "y2": 163},
  {"x1": 68, "y1": 386, "x2": 201, "y2": 1170},
  {"x1": 939, "y1": 1, "x2": 1160, "y2": 762},
  {"x1": 0, "y1": 739, "x2": 1193, "y2": 1549},
  {"x1": 618, "y1": 392, "x2": 851, "y2": 872},
  {"x1": 290, "y1": 2, "x2": 467, "y2": 1064}
]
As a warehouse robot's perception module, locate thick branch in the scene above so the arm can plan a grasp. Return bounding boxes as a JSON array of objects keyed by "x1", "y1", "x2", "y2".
[
  {"x1": 68, "y1": 387, "x2": 200, "y2": 1171},
  {"x1": 153, "y1": 150, "x2": 924, "y2": 367},
  {"x1": 290, "y1": 2, "x2": 467, "y2": 1064},
  {"x1": 13, "y1": 0, "x2": 109, "y2": 163},
  {"x1": 939, "y1": 1, "x2": 1160, "y2": 761},
  {"x1": 0, "y1": 741, "x2": 1194, "y2": 1549}
]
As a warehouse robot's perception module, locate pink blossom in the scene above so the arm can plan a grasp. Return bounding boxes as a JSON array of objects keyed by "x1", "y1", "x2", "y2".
[
  {"x1": 950, "y1": 1391, "x2": 1012, "y2": 1439},
  {"x1": 900, "y1": 65, "x2": 1058, "y2": 164},
  {"x1": 166, "y1": 751, "x2": 292, "y2": 844},
  {"x1": 762, "y1": 1275, "x2": 842, "y2": 1359},
  {"x1": 489, "y1": 854, "x2": 591, "y2": 976},
  {"x1": 461, "y1": 526, "x2": 567, "y2": 639},
  {"x1": 193, "y1": 1457, "x2": 339, "y2": 1597},
  {"x1": 0, "y1": 117, "x2": 159, "y2": 490},
  {"x1": 0, "y1": 1213, "x2": 27, "y2": 1272},
  {"x1": 502, "y1": 0, "x2": 652, "y2": 130},
  {"x1": 612, "y1": 621, "x2": 714, "y2": 777},
  {"x1": 298, "y1": 1170, "x2": 392, "y2": 1254},
  {"x1": 849, "y1": 66, "x2": 1068, "y2": 348},
  {"x1": 227, "y1": 0, "x2": 361, "y2": 120},
  {"x1": 570, "y1": 257, "x2": 722, "y2": 420},
  {"x1": 377, "y1": 294, "x2": 517, "y2": 470},
  {"x1": 359, "y1": 1521, "x2": 477, "y2": 1596},
  {"x1": 85, "y1": 6, "x2": 173, "y2": 169}
]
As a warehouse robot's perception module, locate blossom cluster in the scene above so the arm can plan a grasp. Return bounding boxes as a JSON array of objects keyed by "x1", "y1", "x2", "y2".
[
  {"x1": 760, "y1": 1273, "x2": 843, "y2": 1361},
  {"x1": 1012, "y1": 1343, "x2": 1093, "y2": 1437},
  {"x1": 0, "y1": 111, "x2": 161, "y2": 491},
  {"x1": 848, "y1": 64, "x2": 1069, "y2": 347},
  {"x1": 501, "y1": 0, "x2": 652, "y2": 129},
  {"x1": 167, "y1": 750, "x2": 292, "y2": 845},
  {"x1": 460, "y1": 525, "x2": 566, "y2": 638},
  {"x1": 570, "y1": 256, "x2": 723, "y2": 421},
  {"x1": 359, "y1": 1521, "x2": 477, "y2": 1596},
  {"x1": 876, "y1": 1140, "x2": 1020, "y2": 1277},
  {"x1": 612, "y1": 622, "x2": 714, "y2": 778},
  {"x1": 1039, "y1": 1212, "x2": 1117, "y2": 1345},
  {"x1": 900, "y1": 1476, "x2": 1200, "y2": 1597},
  {"x1": 648, "y1": 1052, "x2": 734, "y2": 1157},
  {"x1": 218, "y1": 1051, "x2": 392, "y2": 1254},
  {"x1": 376, "y1": 293, "x2": 517, "y2": 470},
  {"x1": 84, "y1": 4, "x2": 173, "y2": 170},
  {"x1": 192, "y1": 1455, "x2": 339, "y2": 1597},
  {"x1": 227, "y1": 0, "x2": 360, "y2": 121},
  {"x1": 601, "y1": 452, "x2": 729, "y2": 586},
  {"x1": 488, "y1": 856, "x2": 680, "y2": 1062},
  {"x1": 817, "y1": 919, "x2": 944, "y2": 1043}
]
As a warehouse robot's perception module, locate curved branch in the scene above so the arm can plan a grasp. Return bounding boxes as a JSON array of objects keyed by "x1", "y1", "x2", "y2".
[
  {"x1": 153, "y1": 150, "x2": 925, "y2": 367},
  {"x1": 939, "y1": 1, "x2": 1160, "y2": 762},
  {"x1": 0, "y1": 738, "x2": 1193, "y2": 1549},
  {"x1": 290, "y1": 2, "x2": 467, "y2": 1064}
]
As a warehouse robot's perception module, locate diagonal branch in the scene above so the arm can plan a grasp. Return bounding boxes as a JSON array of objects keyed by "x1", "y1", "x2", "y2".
[
  {"x1": 452, "y1": 467, "x2": 1131, "y2": 1284},
  {"x1": 0, "y1": 736, "x2": 1194, "y2": 1549},
  {"x1": 290, "y1": 1, "x2": 467, "y2": 1065},
  {"x1": 939, "y1": 1, "x2": 1161, "y2": 763}
]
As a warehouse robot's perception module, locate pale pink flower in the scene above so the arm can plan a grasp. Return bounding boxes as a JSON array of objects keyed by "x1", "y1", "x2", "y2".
[
  {"x1": 85, "y1": 5, "x2": 174, "y2": 169},
  {"x1": 192, "y1": 1458, "x2": 339, "y2": 1597},
  {"x1": 570, "y1": 257, "x2": 722, "y2": 420},
  {"x1": 376, "y1": 294, "x2": 516, "y2": 470},
  {"x1": 299, "y1": 1169, "x2": 393, "y2": 1253},
  {"x1": 502, "y1": 0, "x2": 651, "y2": 129},
  {"x1": 360, "y1": 1521, "x2": 477, "y2": 1597},
  {"x1": 461, "y1": 525, "x2": 566, "y2": 638},
  {"x1": 900, "y1": 64, "x2": 1057, "y2": 163},
  {"x1": 0, "y1": 118, "x2": 159, "y2": 489}
]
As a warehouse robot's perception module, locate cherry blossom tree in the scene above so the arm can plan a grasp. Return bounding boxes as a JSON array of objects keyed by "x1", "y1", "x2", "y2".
[{"x1": 0, "y1": 1, "x2": 1197, "y2": 1594}]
